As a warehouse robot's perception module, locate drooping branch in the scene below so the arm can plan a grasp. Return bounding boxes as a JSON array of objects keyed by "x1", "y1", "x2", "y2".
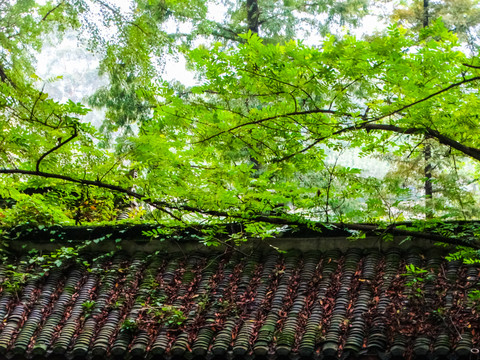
[
  {"x1": 276, "y1": 122, "x2": 480, "y2": 164},
  {"x1": 0, "y1": 169, "x2": 146, "y2": 200},
  {"x1": 463, "y1": 63, "x2": 480, "y2": 70},
  {"x1": 273, "y1": 117, "x2": 382, "y2": 162},
  {"x1": 0, "y1": 168, "x2": 478, "y2": 249}
]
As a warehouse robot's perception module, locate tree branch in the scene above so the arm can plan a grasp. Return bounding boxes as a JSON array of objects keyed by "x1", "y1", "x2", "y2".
[
  {"x1": 41, "y1": 1, "x2": 64, "y2": 22},
  {"x1": 240, "y1": 68, "x2": 320, "y2": 110},
  {"x1": 463, "y1": 63, "x2": 480, "y2": 70},
  {"x1": 195, "y1": 108, "x2": 337, "y2": 144},
  {"x1": 195, "y1": 73, "x2": 480, "y2": 149},
  {"x1": 362, "y1": 124, "x2": 480, "y2": 162},
  {"x1": 0, "y1": 63, "x2": 16, "y2": 88},
  {"x1": 0, "y1": 169, "x2": 141, "y2": 198},
  {"x1": 93, "y1": 0, "x2": 149, "y2": 36},
  {"x1": 272, "y1": 117, "x2": 381, "y2": 162},
  {"x1": 274, "y1": 75, "x2": 480, "y2": 163},
  {"x1": 36, "y1": 127, "x2": 78, "y2": 172},
  {"x1": 276, "y1": 122, "x2": 480, "y2": 164},
  {"x1": 370, "y1": 76, "x2": 480, "y2": 121},
  {"x1": 0, "y1": 169, "x2": 478, "y2": 249},
  {"x1": 30, "y1": 86, "x2": 45, "y2": 122}
]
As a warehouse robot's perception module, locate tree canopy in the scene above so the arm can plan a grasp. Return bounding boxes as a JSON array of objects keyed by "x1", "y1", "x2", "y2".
[{"x1": 1, "y1": 0, "x2": 480, "y2": 249}]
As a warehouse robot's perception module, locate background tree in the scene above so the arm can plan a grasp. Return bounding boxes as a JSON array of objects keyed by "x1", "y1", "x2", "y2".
[
  {"x1": 390, "y1": 0, "x2": 480, "y2": 49},
  {"x1": 380, "y1": 0, "x2": 480, "y2": 217},
  {"x1": 88, "y1": 0, "x2": 371, "y2": 136}
]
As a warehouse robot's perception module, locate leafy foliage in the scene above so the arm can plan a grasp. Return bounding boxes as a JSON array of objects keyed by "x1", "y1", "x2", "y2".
[
  {"x1": 120, "y1": 317, "x2": 139, "y2": 333},
  {"x1": 82, "y1": 299, "x2": 96, "y2": 317},
  {"x1": 402, "y1": 264, "x2": 428, "y2": 298},
  {"x1": 1, "y1": 0, "x2": 480, "y2": 260},
  {"x1": 144, "y1": 303, "x2": 187, "y2": 327}
]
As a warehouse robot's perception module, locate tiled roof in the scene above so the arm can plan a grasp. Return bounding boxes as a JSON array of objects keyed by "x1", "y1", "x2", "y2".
[{"x1": 0, "y1": 247, "x2": 478, "y2": 359}]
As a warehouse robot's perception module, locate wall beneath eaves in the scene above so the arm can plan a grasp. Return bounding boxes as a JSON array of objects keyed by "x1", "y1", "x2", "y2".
[{"x1": 7, "y1": 235, "x2": 444, "y2": 256}]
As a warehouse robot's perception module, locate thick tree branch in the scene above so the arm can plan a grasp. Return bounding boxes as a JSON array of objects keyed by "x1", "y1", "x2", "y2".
[
  {"x1": 362, "y1": 124, "x2": 480, "y2": 162},
  {"x1": 273, "y1": 118, "x2": 381, "y2": 162},
  {"x1": 274, "y1": 75, "x2": 480, "y2": 163},
  {"x1": 0, "y1": 169, "x2": 143, "y2": 199},
  {"x1": 463, "y1": 63, "x2": 480, "y2": 70},
  {"x1": 36, "y1": 127, "x2": 78, "y2": 172},
  {"x1": 0, "y1": 169, "x2": 478, "y2": 249},
  {"x1": 276, "y1": 122, "x2": 480, "y2": 164}
]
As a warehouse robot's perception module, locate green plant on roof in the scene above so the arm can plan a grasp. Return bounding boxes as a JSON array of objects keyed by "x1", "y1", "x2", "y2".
[
  {"x1": 146, "y1": 303, "x2": 186, "y2": 327},
  {"x1": 120, "y1": 318, "x2": 138, "y2": 333},
  {"x1": 228, "y1": 231, "x2": 248, "y2": 246},
  {"x1": 215, "y1": 298, "x2": 240, "y2": 315},
  {"x1": 196, "y1": 292, "x2": 211, "y2": 312},
  {"x1": 468, "y1": 289, "x2": 480, "y2": 309},
  {"x1": 110, "y1": 299, "x2": 124, "y2": 310},
  {"x1": 446, "y1": 246, "x2": 480, "y2": 264},
  {"x1": 112, "y1": 295, "x2": 126, "y2": 308},
  {"x1": 3, "y1": 269, "x2": 28, "y2": 297},
  {"x1": 430, "y1": 306, "x2": 447, "y2": 322},
  {"x1": 82, "y1": 300, "x2": 96, "y2": 317},
  {"x1": 142, "y1": 228, "x2": 163, "y2": 240},
  {"x1": 24, "y1": 246, "x2": 92, "y2": 279},
  {"x1": 402, "y1": 264, "x2": 428, "y2": 298},
  {"x1": 144, "y1": 275, "x2": 160, "y2": 289}
]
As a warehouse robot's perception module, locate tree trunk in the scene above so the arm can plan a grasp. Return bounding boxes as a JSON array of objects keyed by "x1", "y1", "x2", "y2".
[
  {"x1": 423, "y1": 0, "x2": 429, "y2": 28},
  {"x1": 424, "y1": 139, "x2": 433, "y2": 218},
  {"x1": 246, "y1": 0, "x2": 261, "y2": 174},
  {"x1": 247, "y1": 0, "x2": 259, "y2": 33},
  {"x1": 423, "y1": 0, "x2": 433, "y2": 218}
]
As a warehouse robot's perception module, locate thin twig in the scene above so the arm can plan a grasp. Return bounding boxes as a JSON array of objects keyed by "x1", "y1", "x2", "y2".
[{"x1": 195, "y1": 108, "x2": 337, "y2": 144}]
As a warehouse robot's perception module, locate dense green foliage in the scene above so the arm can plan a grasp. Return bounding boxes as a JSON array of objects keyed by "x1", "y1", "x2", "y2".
[{"x1": 1, "y1": 0, "x2": 480, "y2": 248}]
